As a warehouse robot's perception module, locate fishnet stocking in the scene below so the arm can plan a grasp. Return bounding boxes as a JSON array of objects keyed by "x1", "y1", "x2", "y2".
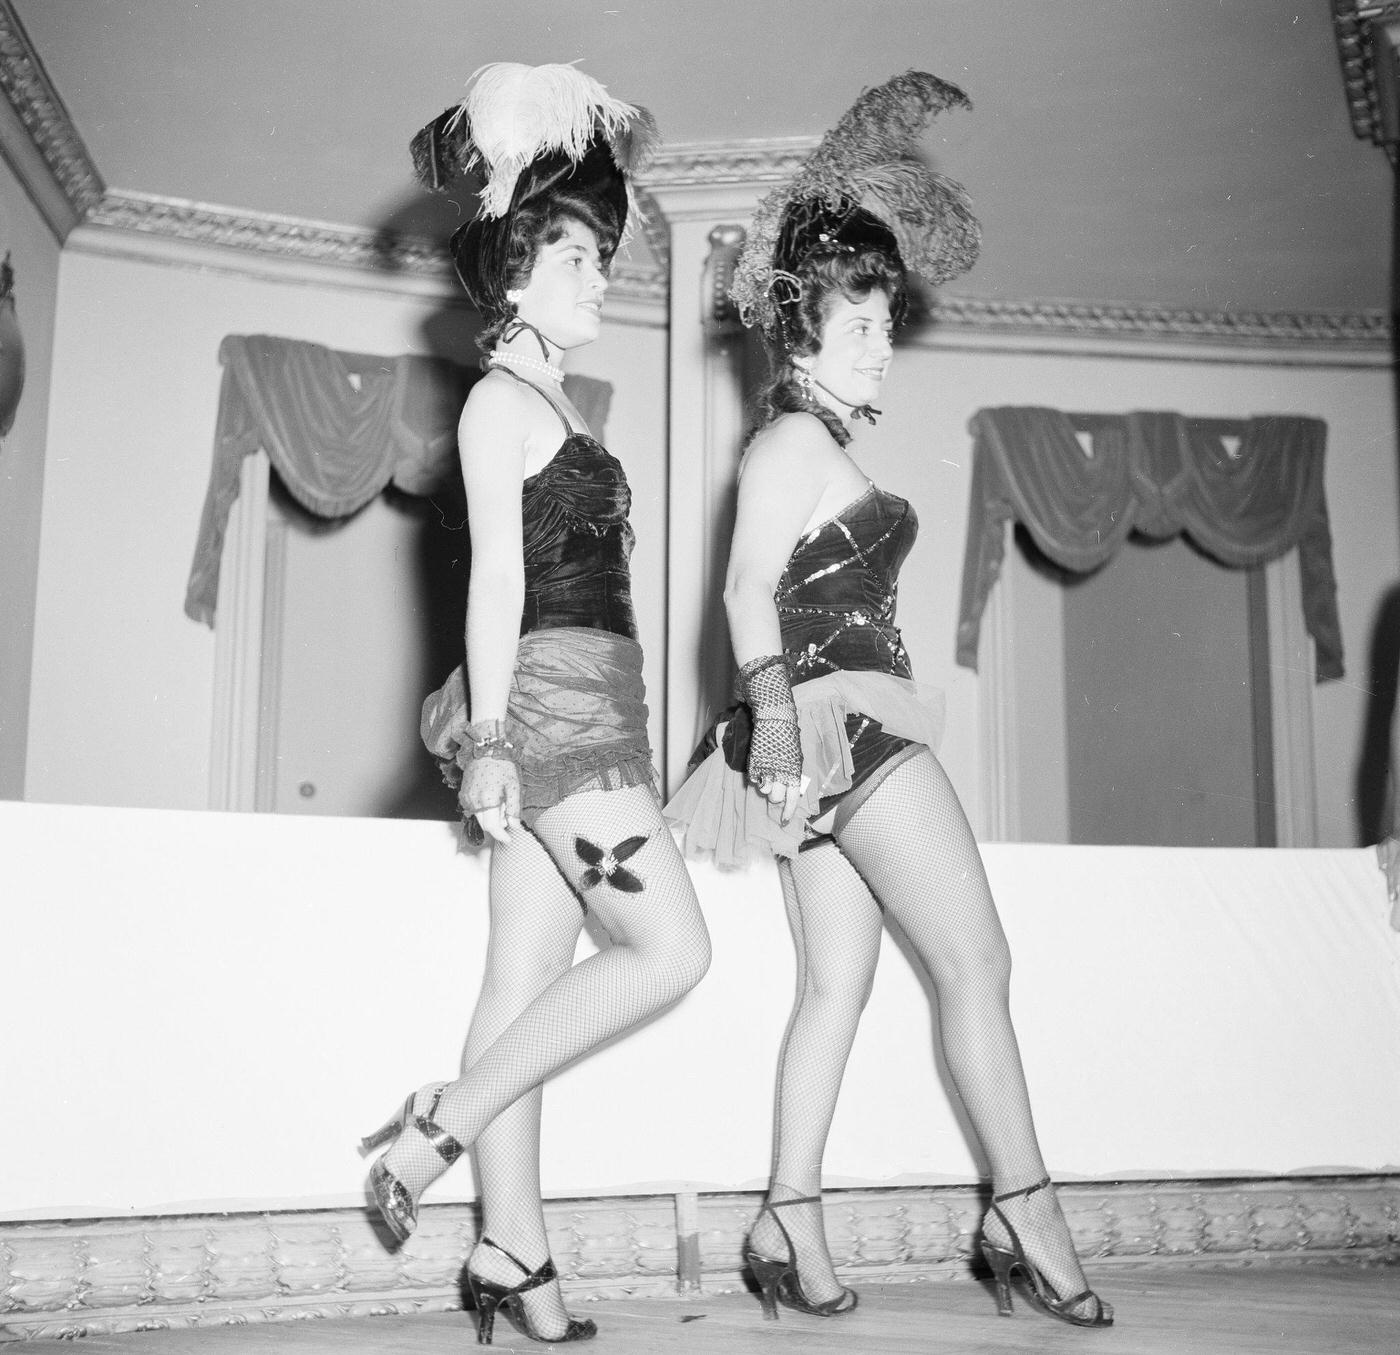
[
  {"x1": 458, "y1": 828, "x2": 583, "y2": 1339},
  {"x1": 376, "y1": 784, "x2": 710, "y2": 1337},
  {"x1": 834, "y1": 750, "x2": 1105, "y2": 1321},
  {"x1": 749, "y1": 844, "x2": 881, "y2": 1306}
]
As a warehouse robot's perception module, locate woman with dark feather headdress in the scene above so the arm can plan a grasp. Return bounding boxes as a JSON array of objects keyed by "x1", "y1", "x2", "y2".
[
  {"x1": 360, "y1": 63, "x2": 709, "y2": 1347},
  {"x1": 666, "y1": 71, "x2": 1112, "y2": 1330}
]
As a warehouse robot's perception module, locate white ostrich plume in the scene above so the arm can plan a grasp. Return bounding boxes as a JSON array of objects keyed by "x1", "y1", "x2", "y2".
[{"x1": 452, "y1": 61, "x2": 638, "y2": 218}]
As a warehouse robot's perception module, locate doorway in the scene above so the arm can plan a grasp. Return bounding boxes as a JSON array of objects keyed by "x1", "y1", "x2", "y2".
[{"x1": 977, "y1": 523, "x2": 1317, "y2": 846}]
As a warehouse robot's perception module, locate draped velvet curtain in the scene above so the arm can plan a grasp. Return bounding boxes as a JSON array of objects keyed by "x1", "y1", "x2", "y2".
[
  {"x1": 184, "y1": 335, "x2": 609, "y2": 626},
  {"x1": 955, "y1": 407, "x2": 1343, "y2": 681}
]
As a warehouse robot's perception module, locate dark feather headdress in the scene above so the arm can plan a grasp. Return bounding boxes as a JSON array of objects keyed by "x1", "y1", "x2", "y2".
[
  {"x1": 730, "y1": 70, "x2": 981, "y2": 341},
  {"x1": 411, "y1": 62, "x2": 659, "y2": 320}
]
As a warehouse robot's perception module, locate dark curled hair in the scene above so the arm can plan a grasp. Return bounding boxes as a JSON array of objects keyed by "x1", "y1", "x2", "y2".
[
  {"x1": 748, "y1": 247, "x2": 908, "y2": 448},
  {"x1": 471, "y1": 187, "x2": 622, "y2": 353}
]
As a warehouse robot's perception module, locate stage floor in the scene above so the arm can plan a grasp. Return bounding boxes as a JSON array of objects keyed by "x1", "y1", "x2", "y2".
[{"x1": 35, "y1": 1262, "x2": 1398, "y2": 1354}]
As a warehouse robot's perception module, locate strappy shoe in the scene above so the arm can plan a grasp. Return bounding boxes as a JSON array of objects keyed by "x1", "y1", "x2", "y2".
[
  {"x1": 359, "y1": 1082, "x2": 465, "y2": 1242},
  {"x1": 465, "y1": 1237, "x2": 597, "y2": 1345},
  {"x1": 981, "y1": 1176, "x2": 1113, "y2": 1328},
  {"x1": 743, "y1": 1195, "x2": 858, "y2": 1320}
]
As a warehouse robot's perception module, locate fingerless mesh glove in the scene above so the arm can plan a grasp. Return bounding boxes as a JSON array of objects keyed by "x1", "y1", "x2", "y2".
[{"x1": 736, "y1": 655, "x2": 802, "y2": 788}]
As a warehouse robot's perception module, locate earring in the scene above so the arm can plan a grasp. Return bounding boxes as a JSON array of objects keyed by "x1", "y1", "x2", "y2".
[
  {"x1": 793, "y1": 363, "x2": 814, "y2": 397},
  {"x1": 505, "y1": 289, "x2": 522, "y2": 308}
]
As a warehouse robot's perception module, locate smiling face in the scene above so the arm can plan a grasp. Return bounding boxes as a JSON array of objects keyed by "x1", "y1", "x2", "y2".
[
  {"x1": 511, "y1": 217, "x2": 609, "y2": 354},
  {"x1": 800, "y1": 288, "x2": 895, "y2": 416}
]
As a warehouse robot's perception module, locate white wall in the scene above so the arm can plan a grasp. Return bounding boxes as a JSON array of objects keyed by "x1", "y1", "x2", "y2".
[
  {"x1": 19, "y1": 235, "x2": 1398, "y2": 849},
  {"x1": 24, "y1": 243, "x2": 667, "y2": 811},
  {"x1": 0, "y1": 159, "x2": 61, "y2": 798},
  {"x1": 3, "y1": 799, "x2": 1397, "y2": 1219},
  {"x1": 853, "y1": 337, "x2": 1399, "y2": 847}
]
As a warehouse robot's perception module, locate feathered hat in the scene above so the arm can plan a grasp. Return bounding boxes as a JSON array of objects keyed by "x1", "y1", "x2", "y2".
[
  {"x1": 412, "y1": 62, "x2": 659, "y2": 320},
  {"x1": 730, "y1": 70, "x2": 981, "y2": 343}
]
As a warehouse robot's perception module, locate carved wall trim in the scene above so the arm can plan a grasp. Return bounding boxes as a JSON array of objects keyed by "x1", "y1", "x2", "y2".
[
  {"x1": 0, "y1": 3, "x2": 1385, "y2": 346},
  {"x1": 73, "y1": 188, "x2": 1393, "y2": 349},
  {"x1": 639, "y1": 137, "x2": 817, "y2": 188},
  {"x1": 926, "y1": 295, "x2": 1391, "y2": 350},
  {"x1": 86, "y1": 190, "x2": 441, "y2": 273},
  {"x1": 76, "y1": 190, "x2": 665, "y2": 305},
  {"x1": 70, "y1": 192, "x2": 1398, "y2": 351},
  {"x1": 2, "y1": 1175, "x2": 1395, "y2": 1339},
  {"x1": 1332, "y1": 0, "x2": 1400, "y2": 147},
  {"x1": 0, "y1": 0, "x2": 103, "y2": 239}
]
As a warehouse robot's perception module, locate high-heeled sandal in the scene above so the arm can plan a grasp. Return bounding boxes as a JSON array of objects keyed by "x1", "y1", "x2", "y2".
[
  {"x1": 743, "y1": 1194, "x2": 858, "y2": 1320},
  {"x1": 981, "y1": 1176, "x2": 1112, "y2": 1328},
  {"x1": 359, "y1": 1082, "x2": 465, "y2": 1243},
  {"x1": 465, "y1": 1236, "x2": 597, "y2": 1345}
]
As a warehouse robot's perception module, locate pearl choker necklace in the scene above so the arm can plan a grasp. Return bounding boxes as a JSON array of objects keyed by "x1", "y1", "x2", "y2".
[{"x1": 489, "y1": 349, "x2": 564, "y2": 385}]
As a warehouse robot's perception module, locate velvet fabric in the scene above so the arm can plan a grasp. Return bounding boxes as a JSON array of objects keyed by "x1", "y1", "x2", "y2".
[
  {"x1": 518, "y1": 433, "x2": 638, "y2": 639},
  {"x1": 955, "y1": 407, "x2": 1343, "y2": 681},
  {"x1": 778, "y1": 482, "x2": 918, "y2": 681},
  {"x1": 420, "y1": 387, "x2": 646, "y2": 822}
]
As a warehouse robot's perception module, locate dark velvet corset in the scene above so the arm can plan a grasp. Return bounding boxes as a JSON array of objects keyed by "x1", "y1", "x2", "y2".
[
  {"x1": 776, "y1": 483, "x2": 917, "y2": 679},
  {"x1": 520, "y1": 433, "x2": 638, "y2": 639}
]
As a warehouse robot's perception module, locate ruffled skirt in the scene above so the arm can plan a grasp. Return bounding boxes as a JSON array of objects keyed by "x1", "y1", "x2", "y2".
[
  {"x1": 421, "y1": 626, "x2": 656, "y2": 825},
  {"x1": 663, "y1": 670, "x2": 945, "y2": 868}
]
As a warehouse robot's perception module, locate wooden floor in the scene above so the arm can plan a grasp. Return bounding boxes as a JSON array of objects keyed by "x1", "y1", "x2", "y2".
[{"x1": 38, "y1": 1263, "x2": 1398, "y2": 1354}]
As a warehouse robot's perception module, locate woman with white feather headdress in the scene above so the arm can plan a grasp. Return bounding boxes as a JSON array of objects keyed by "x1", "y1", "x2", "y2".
[
  {"x1": 665, "y1": 71, "x2": 1113, "y2": 1330},
  {"x1": 360, "y1": 63, "x2": 709, "y2": 1347}
]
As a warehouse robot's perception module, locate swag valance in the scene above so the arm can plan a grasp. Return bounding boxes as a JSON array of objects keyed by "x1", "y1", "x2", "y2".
[
  {"x1": 184, "y1": 335, "x2": 609, "y2": 626},
  {"x1": 955, "y1": 407, "x2": 1343, "y2": 681}
]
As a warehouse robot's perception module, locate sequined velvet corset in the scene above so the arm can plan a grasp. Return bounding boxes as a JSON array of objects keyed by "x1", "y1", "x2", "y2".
[
  {"x1": 520, "y1": 434, "x2": 638, "y2": 640},
  {"x1": 777, "y1": 483, "x2": 917, "y2": 679}
]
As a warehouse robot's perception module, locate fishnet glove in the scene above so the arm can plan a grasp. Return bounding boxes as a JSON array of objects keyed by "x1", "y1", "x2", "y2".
[
  {"x1": 456, "y1": 719, "x2": 521, "y2": 839},
  {"x1": 736, "y1": 655, "x2": 802, "y2": 789}
]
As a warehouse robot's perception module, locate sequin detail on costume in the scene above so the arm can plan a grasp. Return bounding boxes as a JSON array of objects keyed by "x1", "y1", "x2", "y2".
[
  {"x1": 574, "y1": 834, "x2": 648, "y2": 892},
  {"x1": 776, "y1": 483, "x2": 917, "y2": 680}
]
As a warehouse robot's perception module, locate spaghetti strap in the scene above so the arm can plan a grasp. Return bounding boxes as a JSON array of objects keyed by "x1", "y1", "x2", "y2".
[{"x1": 491, "y1": 364, "x2": 577, "y2": 437}]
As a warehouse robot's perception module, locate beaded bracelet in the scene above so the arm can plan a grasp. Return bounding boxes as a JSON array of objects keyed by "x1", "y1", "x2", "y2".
[{"x1": 463, "y1": 718, "x2": 515, "y2": 761}]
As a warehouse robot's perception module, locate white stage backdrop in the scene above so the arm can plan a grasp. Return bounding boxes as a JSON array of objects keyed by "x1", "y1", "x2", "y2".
[{"x1": 2, "y1": 800, "x2": 1397, "y2": 1219}]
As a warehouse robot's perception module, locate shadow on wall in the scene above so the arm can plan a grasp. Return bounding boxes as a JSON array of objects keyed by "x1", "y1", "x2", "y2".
[
  {"x1": 377, "y1": 189, "x2": 481, "y2": 822},
  {"x1": 258, "y1": 187, "x2": 484, "y2": 823},
  {"x1": 1356, "y1": 581, "x2": 1400, "y2": 844}
]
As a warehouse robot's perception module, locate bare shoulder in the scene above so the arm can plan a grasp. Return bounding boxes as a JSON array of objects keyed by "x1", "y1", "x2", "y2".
[
  {"x1": 742, "y1": 411, "x2": 842, "y2": 485},
  {"x1": 459, "y1": 369, "x2": 537, "y2": 434}
]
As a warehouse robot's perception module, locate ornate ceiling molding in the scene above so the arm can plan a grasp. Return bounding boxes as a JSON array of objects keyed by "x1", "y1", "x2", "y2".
[
  {"x1": 639, "y1": 137, "x2": 817, "y2": 189},
  {"x1": 82, "y1": 189, "x2": 666, "y2": 305},
  {"x1": 0, "y1": 0, "x2": 103, "y2": 235},
  {"x1": 67, "y1": 190, "x2": 1396, "y2": 348},
  {"x1": 0, "y1": 6, "x2": 1385, "y2": 349},
  {"x1": 926, "y1": 295, "x2": 1390, "y2": 350},
  {"x1": 87, "y1": 190, "x2": 440, "y2": 273},
  {"x1": 1332, "y1": 0, "x2": 1400, "y2": 147}
]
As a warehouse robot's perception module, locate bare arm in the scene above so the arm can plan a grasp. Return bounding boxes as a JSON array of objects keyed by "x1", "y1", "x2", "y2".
[
  {"x1": 721, "y1": 416, "x2": 835, "y2": 821},
  {"x1": 722, "y1": 416, "x2": 833, "y2": 665},
  {"x1": 458, "y1": 378, "x2": 529, "y2": 841}
]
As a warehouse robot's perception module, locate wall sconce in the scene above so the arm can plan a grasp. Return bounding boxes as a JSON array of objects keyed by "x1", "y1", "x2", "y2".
[{"x1": 0, "y1": 253, "x2": 25, "y2": 436}]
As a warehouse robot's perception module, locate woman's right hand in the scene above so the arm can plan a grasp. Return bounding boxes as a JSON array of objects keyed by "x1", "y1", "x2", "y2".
[{"x1": 459, "y1": 754, "x2": 521, "y2": 846}]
